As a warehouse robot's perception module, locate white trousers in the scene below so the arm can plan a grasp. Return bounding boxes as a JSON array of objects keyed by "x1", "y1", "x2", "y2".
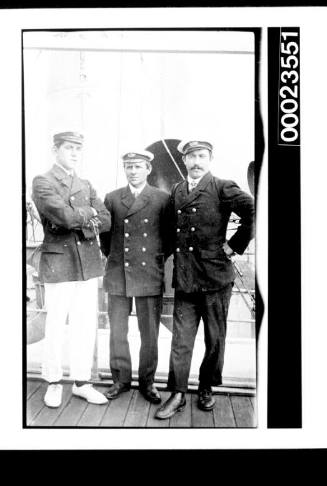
[{"x1": 42, "y1": 278, "x2": 98, "y2": 383}]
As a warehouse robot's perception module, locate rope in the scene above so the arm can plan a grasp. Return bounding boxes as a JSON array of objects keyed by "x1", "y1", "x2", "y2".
[
  {"x1": 161, "y1": 139, "x2": 185, "y2": 180},
  {"x1": 232, "y1": 276, "x2": 255, "y2": 318},
  {"x1": 232, "y1": 260, "x2": 256, "y2": 317}
]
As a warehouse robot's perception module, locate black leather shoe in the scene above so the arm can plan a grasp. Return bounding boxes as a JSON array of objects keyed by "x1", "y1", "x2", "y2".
[
  {"x1": 155, "y1": 392, "x2": 186, "y2": 419},
  {"x1": 139, "y1": 385, "x2": 162, "y2": 404},
  {"x1": 198, "y1": 388, "x2": 215, "y2": 411},
  {"x1": 105, "y1": 382, "x2": 131, "y2": 400}
]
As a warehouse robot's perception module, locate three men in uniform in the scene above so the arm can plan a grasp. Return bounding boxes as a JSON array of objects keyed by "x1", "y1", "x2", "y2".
[{"x1": 31, "y1": 133, "x2": 254, "y2": 420}]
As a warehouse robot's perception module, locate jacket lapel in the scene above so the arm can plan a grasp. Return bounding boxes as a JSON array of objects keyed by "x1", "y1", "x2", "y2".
[
  {"x1": 177, "y1": 172, "x2": 213, "y2": 209},
  {"x1": 70, "y1": 173, "x2": 85, "y2": 195},
  {"x1": 51, "y1": 164, "x2": 73, "y2": 189},
  {"x1": 121, "y1": 185, "x2": 135, "y2": 210},
  {"x1": 126, "y1": 183, "x2": 151, "y2": 217}
]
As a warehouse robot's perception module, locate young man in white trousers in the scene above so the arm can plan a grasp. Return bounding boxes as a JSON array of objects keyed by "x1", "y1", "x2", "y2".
[{"x1": 32, "y1": 131, "x2": 111, "y2": 407}]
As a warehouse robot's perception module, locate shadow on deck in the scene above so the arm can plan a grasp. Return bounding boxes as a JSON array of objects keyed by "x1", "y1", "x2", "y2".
[{"x1": 26, "y1": 378, "x2": 257, "y2": 428}]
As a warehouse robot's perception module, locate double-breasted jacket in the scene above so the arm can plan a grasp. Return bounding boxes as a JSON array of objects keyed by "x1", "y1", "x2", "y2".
[
  {"x1": 32, "y1": 164, "x2": 111, "y2": 283},
  {"x1": 169, "y1": 171, "x2": 255, "y2": 293},
  {"x1": 100, "y1": 183, "x2": 170, "y2": 297}
]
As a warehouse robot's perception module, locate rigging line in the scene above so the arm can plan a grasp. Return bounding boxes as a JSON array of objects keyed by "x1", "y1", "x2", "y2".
[
  {"x1": 232, "y1": 261, "x2": 256, "y2": 305},
  {"x1": 233, "y1": 277, "x2": 255, "y2": 317},
  {"x1": 161, "y1": 139, "x2": 185, "y2": 180},
  {"x1": 234, "y1": 270, "x2": 255, "y2": 306},
  {"x1": 115, "y1": 51, "x2": 123, "y2": 189}
]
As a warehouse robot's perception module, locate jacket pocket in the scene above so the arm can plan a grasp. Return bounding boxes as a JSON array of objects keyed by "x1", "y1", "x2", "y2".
[
  {"x1": 200, "y1": 248, "x2": 221, "y2": 259},
  {"x1": 40, "y1": 243, "x2": 65, "y2": 254},
  {"x1": 200, "y1": 247, "x2": 230, "y2": 263}
]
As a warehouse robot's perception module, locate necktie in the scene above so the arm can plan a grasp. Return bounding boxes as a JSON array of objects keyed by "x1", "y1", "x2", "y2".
[
  {"x1": 189, "y1": 180, "x2": 197, "y2": 192},
  {"x1": 134, "y1": 191, "x2": 138, "y2": 199}
]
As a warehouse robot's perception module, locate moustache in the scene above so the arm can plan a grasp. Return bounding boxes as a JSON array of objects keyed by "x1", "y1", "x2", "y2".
[{"x1": 191, "y1": 165, "x2": 203, "y2": 170}]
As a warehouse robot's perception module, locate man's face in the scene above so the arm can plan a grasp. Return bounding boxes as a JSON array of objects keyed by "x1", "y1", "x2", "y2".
[
  {"x1": 183, "y1": 149, "x2": 212, "y2": 179},
  {"x1": 124, "y1": 160, "x2": 151, "y2": 188},
  {"x1": 55, "y1": 141, "x2": 83, "y2": 170}
]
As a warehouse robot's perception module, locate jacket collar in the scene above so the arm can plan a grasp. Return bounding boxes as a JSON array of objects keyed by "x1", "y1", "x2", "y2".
[
  {"x1": 176, "y1": 171, "x2": 213, "y2": 209},
  {"x1": 51, "y1": 163, "x2": 71, "y2": 185},
  {"x1": 121, "y1": 183, "x2": 152, "y2": 216},
  {"x1": 51, "y1": 164, "x2": 84, "y2": 194}
]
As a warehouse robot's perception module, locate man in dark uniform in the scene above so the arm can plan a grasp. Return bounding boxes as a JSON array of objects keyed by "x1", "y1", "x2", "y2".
[
  {"x1": 100, "y1": 150, "x2": 170, "y2": 403},
  {"x1": 155, "y1": 140, "x2": 255, "y2": 419},
  {"x1": 32, "y1": 131, "x2": 111, "y2": 408}
]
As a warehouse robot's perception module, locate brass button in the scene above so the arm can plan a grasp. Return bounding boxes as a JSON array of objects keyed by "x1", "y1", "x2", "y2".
[
  {"x1": 124, "y1": 219, "x2": 129, "y2": 224},
  {"x1": 177, "y1": 210, "x2": 181, "y2": 214},
  {"x1": 77, "y1": 241, "x2": 81, "y2": 246},
  {"x1": 144, "y1": 218, "x2": 149, "y2": 223},
  {"x1": 71, "y1": 196, "x2": 75, "y2": 201},
  {"x1": 143, "y1": 233, "x2": 148, "y2": 237},
  {"x1": 189, "y1": 246, "x2": 193, "y2": 251},
  {"x1": 125, "y1": 262, "x2": 129, "y2": 267},
  {"x1": 125, "y1": 248, "x2": 129, "y2": 252},
  {"x1": 191, "y1": 227, "x2": 195, "y2": 232},
  {"x1": 176, "y1": 248, "x2": 180, "y2": 252},
  {"x1": 142, "y1": 247, "x2": 146, "y2": 252},
  {"x1": 176, "y1": 228, "x2": 180, "y2": 233},
  {"x1": 125, "y1": 233, "x2": 129, "y2": 238},
  {"x1": 192, "y1": 208, "x2": 196, "y2": 213},
  {"x1": 90, "y1": 242, "x2": 93, "y2": 245},
  {"x1": 141, "y1": 262, "x2": 146, "y2": 266}
]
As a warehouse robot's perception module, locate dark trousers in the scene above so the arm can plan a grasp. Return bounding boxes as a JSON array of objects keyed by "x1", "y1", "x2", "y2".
[
  {"x1": 108, "y1": 294, "x2": 162, "y2": 388},
  {"x1": 167, "y1": 284, "x2": 233, "y2": 393}
]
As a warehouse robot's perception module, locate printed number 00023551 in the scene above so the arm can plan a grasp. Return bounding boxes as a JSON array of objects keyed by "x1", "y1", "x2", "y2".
[{"x1": 279, "y1": 31, "x2": 300, "y2": 144}]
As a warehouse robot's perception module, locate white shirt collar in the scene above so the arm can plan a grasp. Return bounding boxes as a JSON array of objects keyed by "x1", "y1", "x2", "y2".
[
  {"x1": 187, "y1": 175, "x2": 203, "y2": 186},
  {"x1": 55, "y1": 162, "x2": 74, "y2": 177},
  {"x1": 129, "y1": 182, "x2": 147, "y2": 195}
]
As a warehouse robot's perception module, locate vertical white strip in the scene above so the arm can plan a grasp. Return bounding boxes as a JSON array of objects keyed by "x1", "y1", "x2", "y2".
[{"x1": 257, "y1": 27, "x2": 268, "y2": 430}]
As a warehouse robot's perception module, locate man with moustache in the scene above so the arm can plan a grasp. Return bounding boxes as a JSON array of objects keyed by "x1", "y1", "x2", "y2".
[
  {"x1": 32, "y1": 131, "x2": 111, "y2": 408},
  {"x1": 100, "y1": 150, "x2": 170, "y2": 404},
  {"x1": 155, "y1": 140, "x2": 255, "y2": 419}
]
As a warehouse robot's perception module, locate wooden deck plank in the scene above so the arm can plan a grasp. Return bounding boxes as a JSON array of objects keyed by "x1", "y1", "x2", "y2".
[
  {"x1": 231, "y1": 396, "x2": 255, "y2": 428},
  {"x1": 170, "y1": 393, "x2": 192, "y2": 428},
  {"x1": 78, "y1": 387, "x2": 109, "y2": 427},
  {"x1": 100, "y1": 389, "x2": 133, "y2": 427},
  {"x1": 212, "y1": 394, "x2": 236, "y2": 428},
  {"x1": 26, "y1": 380, "x2": 41, "y2": 400},
  {"x1": 146, "y1": 391, "x2": 171, "y2": 428},
  {"x1": 26, "y1": 382, "x2": 47, "y2": 425},
  {"x1": 25, "y1": 379, "x2": 256, "y2": 428},
  {"x1": 191, "y1": 394, "x2": 215, "y2": 428},
  {"x1": 30, "y1": 384, "x2": 72, "y2": 426},
  {"x1": 123, "y1": 390, "x2": 151, "y2": 427},
  {"x1": 53, "y1": 395, "x2": 88, "y2": 426}
]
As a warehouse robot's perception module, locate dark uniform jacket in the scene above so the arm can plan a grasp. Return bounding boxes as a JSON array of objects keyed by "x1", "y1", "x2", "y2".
[
  {"x1": 100, "y1": 183, "x2": 170, "y2": 297},
  {"x1": 32, "y1": 164, "x2": 111, "y2": 283},
  {"x1": 169, "y1": 171, "x2": 255, "y2": 293}
]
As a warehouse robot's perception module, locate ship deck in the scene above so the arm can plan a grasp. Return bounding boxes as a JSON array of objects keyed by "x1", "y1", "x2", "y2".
[{"x1": 26, "y1": 378, "x2": 256, "y2": 428}]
